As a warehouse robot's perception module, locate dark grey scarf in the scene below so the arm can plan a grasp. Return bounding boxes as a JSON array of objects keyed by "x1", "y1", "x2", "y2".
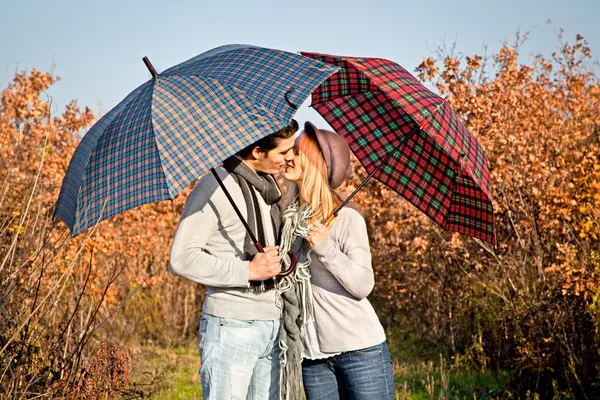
[{"x1": 223, "y1": 155, "x2": 282, "y2": 292}]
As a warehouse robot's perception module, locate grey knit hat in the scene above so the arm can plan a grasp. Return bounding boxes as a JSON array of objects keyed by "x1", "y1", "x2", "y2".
[{"x1": 303, "y1": 121, "x2": 351, "y2": 189}]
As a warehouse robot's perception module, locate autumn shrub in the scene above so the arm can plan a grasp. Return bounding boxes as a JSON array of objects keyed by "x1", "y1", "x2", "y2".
[
  {"x1": 349, "y1": 30, "x2": 600, "y2": 397},
  {"x1": 0, "y1": 70, "x2": 201, "y2": 397}
]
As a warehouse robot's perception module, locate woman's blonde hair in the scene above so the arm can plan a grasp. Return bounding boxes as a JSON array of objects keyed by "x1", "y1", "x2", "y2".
[{"x1": 287, "y1": 131, "x2": 343, "y2": 223}]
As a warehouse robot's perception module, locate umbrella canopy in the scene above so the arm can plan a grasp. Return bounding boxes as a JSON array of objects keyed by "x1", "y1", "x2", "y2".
[
  {"x1": 54, "y1": 45, "x2": 339, "y2": 236},
  {"x1": 301, "y1": 52, "x2": 496, "y2": 245}
]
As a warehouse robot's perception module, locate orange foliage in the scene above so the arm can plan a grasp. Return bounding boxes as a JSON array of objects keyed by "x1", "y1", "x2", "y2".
[
  {"x1": 346, "y1": 31, "x2": 600, "y2": 396},
  {"x1": 0, "y1": 70, "x2": 200, "y2": 397}
]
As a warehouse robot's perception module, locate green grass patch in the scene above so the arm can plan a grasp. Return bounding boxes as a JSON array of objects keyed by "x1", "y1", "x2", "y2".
[
  {"x1": 394, "y1": 360, "x2": 510, "y2": 399},
  {"x1": 128, "y1": 345, "x2": 201, "y2": 399},
  {"x1": 129, "y1": 345, "x2": 509, "y2": 399}
]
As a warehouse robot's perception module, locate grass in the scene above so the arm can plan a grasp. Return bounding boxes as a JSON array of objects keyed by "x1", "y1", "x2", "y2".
[
  {"x1": 129, "y1": 345, "x2": 510, "y2": 399},
  {"x1": 128, "y1": 345, "x2": 202, "y2": 399},
  {"x1": 394, "y1": 361, "x2": 509, "y2": 399}
]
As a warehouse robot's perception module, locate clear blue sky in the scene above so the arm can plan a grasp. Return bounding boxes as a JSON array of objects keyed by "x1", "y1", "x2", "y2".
[{"x1": 1, "y1": 0, "x2": 597, "y2": 128}]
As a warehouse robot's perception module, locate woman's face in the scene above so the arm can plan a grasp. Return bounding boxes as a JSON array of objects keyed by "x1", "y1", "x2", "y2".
[{"x1": 283, "y1": 147, "x2": 303, "y2": 183}]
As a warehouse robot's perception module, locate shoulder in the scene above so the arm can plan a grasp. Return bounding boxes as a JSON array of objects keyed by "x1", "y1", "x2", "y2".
[
  {"x1": 329, "y1": 205, "x2": 370, "y2": 249},
  {"x1": 337, "y1": 204, "x2": 364, "y2": 219},
  {"x1": 194, "y1": 167, "x2": 240, "y2": 195},
  {"x1": 185, "y1": 167, "x2": 242, "y2": 209},
  {"x1": 333, "y1": 205, "x2": 366, "y2": 228}
]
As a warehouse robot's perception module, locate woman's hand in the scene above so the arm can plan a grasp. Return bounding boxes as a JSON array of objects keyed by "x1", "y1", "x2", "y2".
[{"x1": 306, "y1": 222, "x2": 332, "y2": 249}]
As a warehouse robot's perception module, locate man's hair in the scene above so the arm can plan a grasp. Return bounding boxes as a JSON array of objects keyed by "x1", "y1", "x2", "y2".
[{"x1": 237, "y1": 119, "x2": 299, "y2": 159}]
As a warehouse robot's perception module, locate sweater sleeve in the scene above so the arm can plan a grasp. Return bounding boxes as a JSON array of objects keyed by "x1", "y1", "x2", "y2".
[
  {"x1": 311, "y1": 208, "x2": 374, "y2": 299},
  {"x1": 169, "y1": 184, "x2": 250, "y2": 288}
]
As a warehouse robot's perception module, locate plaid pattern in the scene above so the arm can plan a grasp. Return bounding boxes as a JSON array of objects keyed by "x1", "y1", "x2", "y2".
[
  {"x1": 55, "y1": 45, "x2": 339, "y2": 236},
  {"x1": 301, "y1": 52, "x2": 496, "y2": 244}
]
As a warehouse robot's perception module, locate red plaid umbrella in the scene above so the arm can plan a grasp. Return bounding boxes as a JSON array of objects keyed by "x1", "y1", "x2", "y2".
[{"x1": 301, "y1": 52, "x2": 496, "y2": 245}]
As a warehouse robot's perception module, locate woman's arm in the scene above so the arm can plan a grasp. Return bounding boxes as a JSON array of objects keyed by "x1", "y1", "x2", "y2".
[{"x1": 310, "y1": 208, "x2": 374, "y2": 299}]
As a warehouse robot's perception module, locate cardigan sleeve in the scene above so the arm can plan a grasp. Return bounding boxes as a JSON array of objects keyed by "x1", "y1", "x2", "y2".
[{"x1": 311, "y1": 208, "x2": 374, "y2": 299}]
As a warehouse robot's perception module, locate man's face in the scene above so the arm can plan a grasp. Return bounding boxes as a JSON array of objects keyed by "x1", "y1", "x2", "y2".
[
  {"x1": 254, "y1": 135, "x2": 296, "y2": 175},
  {"x1": 283, "y1": 146, "x2": 303, "y2": 183}
]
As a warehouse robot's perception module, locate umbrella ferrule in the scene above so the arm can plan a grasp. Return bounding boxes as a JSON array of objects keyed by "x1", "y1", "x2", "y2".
[{"x1": 142, "y1": 56, "x2": 158, "y2": 78}]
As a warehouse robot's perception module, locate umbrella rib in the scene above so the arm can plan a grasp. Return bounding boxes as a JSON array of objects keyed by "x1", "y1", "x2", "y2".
[
  {"x1": 310, "y1": 89, "x2": 376, "y2": 108},
  {"x1": 325, "y1": 125, "x2": 420, "y2": 225}
]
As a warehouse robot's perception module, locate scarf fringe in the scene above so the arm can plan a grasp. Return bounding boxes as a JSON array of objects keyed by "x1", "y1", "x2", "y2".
[{"x1": 276, "y1": 201, "x2": 314, "y2": 400}]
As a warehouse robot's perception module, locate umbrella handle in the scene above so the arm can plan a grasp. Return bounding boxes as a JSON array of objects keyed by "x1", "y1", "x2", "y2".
[
  {"x1": 256, "y1": 241, "x2": 296, "y2": 278},
  {"x1": 284, "y1": 87, "x2": 298, "y2": 110},
  {"x1": 277, "y1": 251, "x2": 297, "y2": 278},
  {"x1": 255, "y1": 242, "x2": 296, "y2": 279},
  {"x1": 323, "y1": 213, "x2": 336, "y2": 227},
  {"x1": 257, "y1": 245, "x2": 297, "y2": 278}
]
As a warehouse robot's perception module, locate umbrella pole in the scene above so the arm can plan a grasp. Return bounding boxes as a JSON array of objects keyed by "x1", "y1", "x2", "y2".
[
  {"x1": 210, "y1": 168, "x2": 297, "y2": 278},
  {"x1": 211, "y1": 169, "x2": 265, "y2": 252},
  {"x1": 324, "y1": 125, "x2": 420, "y2": 226}
]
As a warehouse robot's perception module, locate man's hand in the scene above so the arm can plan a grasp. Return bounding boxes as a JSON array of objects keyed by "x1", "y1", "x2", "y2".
[
  {"x1": 306, "y1": 222, "x2": 332, "y2": 249},
  {"x1": 248, "y1": 246, "x2": 281, "y2": 281}
]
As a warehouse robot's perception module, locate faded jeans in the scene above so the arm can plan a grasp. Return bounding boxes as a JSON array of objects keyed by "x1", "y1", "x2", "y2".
[
  {"x1": 199, "y1": 313, "x2": 281, "y2": 400},
  {"x1": 301, "y1": 341, "x2": 394, "y2": 400}
]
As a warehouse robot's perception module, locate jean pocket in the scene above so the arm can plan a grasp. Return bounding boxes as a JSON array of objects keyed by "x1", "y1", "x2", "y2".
[
  {"x1": 218, "y1": 317, "x2": 257, "y2": 328},
  {"x1": 354, "y1": 343, "x2": 383, "y2": 356}
]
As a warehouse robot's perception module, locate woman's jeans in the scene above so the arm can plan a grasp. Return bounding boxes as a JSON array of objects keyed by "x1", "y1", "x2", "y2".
[
  {"x1": 199, "y1": 313, "x2": 281, "y2": 400},
  {"x1": 302, "y1": 341, "x2": 394, "y2": 400}
]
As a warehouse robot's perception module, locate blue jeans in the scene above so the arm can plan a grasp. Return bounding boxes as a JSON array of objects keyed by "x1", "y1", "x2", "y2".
[
  {"x1": 302, "y1": 341, "x2": 394, "y2": 400},
  {"x1": 199, "y1": 313, "x2": 281, "y2": 400}
]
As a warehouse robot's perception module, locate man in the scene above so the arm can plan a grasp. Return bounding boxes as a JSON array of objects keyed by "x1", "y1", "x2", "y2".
[{"x1": 169, "y1": 120, "x2": 298, "y2": 399}]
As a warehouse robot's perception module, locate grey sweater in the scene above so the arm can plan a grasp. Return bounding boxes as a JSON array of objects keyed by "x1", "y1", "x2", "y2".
[
  {"x1": 169, "y1": 167, "x2": 280, "y2": 321},
  {"x1": 303, "y1": 206, "x2": 386, "y2": 354}
]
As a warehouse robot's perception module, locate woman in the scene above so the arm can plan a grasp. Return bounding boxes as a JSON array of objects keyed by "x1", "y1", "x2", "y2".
[{"x1": 278, "y1": 121, "x2": 394, "y2": 400}]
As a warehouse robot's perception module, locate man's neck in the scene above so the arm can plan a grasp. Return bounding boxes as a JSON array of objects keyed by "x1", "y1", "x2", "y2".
[{"x1": 240, "y1": 157, "x2": 261, "y2": 174}]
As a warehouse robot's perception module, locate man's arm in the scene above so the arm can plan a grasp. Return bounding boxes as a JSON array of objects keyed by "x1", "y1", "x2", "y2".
[{"x1": 169, "y1": 183, "x2": 250, "y2": 288}]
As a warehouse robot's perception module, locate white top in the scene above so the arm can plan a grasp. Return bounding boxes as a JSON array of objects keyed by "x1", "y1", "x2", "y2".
[{"x1": 303, "y1": 317, "x2": 341, "y2": 359}]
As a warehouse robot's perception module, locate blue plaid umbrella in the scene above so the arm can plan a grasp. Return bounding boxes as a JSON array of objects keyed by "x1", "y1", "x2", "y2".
[{"x1": 54, "y1": 44, "x2": 339, "y2": 236}]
